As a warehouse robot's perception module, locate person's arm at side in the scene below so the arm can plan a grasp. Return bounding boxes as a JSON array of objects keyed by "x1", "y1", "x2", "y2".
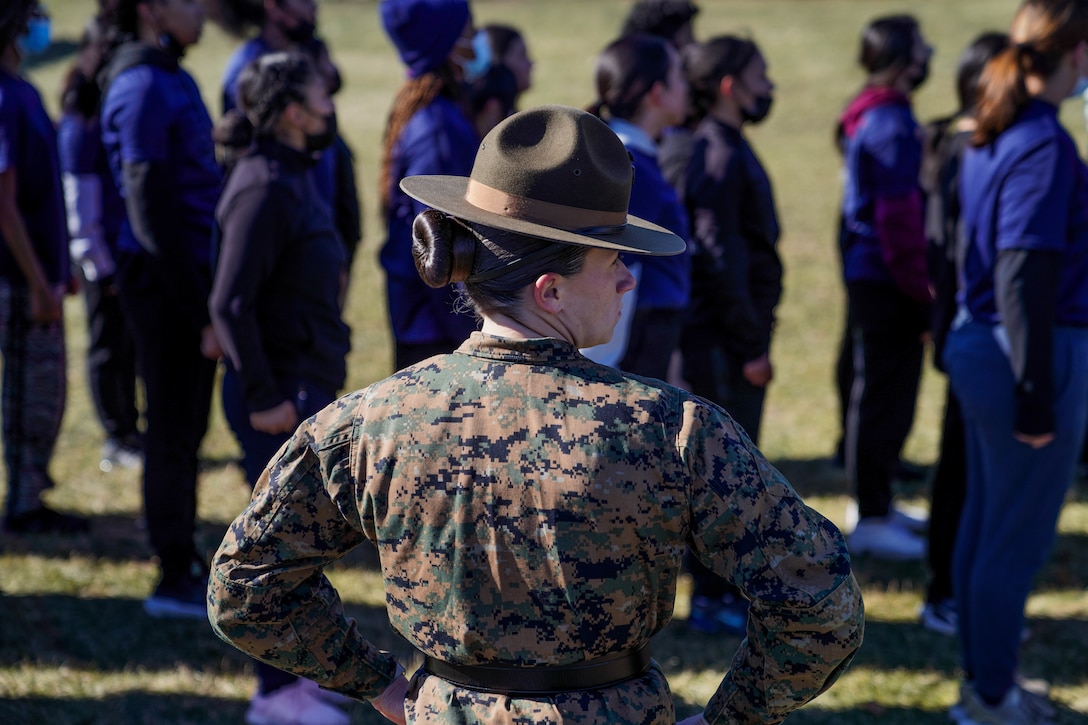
[
  {"x1": 680, "y1": 399, "x2": 864, "y2": 724},
  {"x1": 0, "y1": 167, "x2": 61, "y2": 321},
  {"x1": 992, "y1": 136, "x2": 1068, "y2": 446},
  {"x1": 210, "y1": 180, "x2": 296, "y2": 433},
  {"x1": 995, "y1": 248, "x2": 1060, "y2": 446},
  {"x1": 209, "y1": 390, "x2": 405, "y2": 703},
  {"x1": 111, "y1": 71, "x2": 212, "y2": 332}
]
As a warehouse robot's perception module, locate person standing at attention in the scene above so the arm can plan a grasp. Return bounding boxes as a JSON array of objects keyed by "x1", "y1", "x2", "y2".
[
  {"x1": 210, "y1": 51, "x2": 354, "y2": 725},
  {"x1": 0, "y1": 0, "x2": 85, "y2": 534},
  {"x1": 837, "y1": 14, "x2": 933, "y2": 560},
  {"x1": 100, "y1": 0, "x2": 221, "y2": 616},
  {"x1": 677, "y1": 34, "x2": 783, "y2": 636},
  {"x1": 378, "y1": 0, "x2": 486, "y2": 370},
  {"x1": 584, "y1": 32, "x2": 690, "y2": 378},
  {"x1": 946, "y1": 1, "x2": 1088, "y2": 721}
]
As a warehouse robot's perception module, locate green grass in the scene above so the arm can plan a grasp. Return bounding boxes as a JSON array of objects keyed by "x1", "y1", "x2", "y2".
[{"x1": 3, "y1": 0, "x2": 1087, "y2": 722}]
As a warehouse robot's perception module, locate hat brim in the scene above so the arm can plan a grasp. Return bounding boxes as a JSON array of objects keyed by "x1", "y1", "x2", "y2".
[{"x1": 401, "y1": 175, "x2": 687, "y2": 256}]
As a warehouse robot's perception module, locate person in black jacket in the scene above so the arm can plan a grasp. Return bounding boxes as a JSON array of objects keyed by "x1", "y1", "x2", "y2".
[
  {"x1": 680, "y1": 35, "x2": 783, "y2": 636},
  {"x1": 209, "y1": 51, "x2": 352, "y2": 725}
]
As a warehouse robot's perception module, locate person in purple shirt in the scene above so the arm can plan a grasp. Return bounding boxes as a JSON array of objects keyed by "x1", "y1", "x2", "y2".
[
  {"x1": 100, "y1": 0, "x2": 221, "y2": 619},
  {"x1": 379, "y1": 0, "x2": 482, "y2": 370},
  {"x1": 837, "y1": 14, "x2": 933, "y2": 561},
  {"x1": 585, "y1": 34, "x2": 690, "y2": 381},
  {"x1": 216, "y1": 1, "x2": 362, "y2": 272},
  {"x1": 0, "y1": 0, "x2": 85, "y2": 535},
  {"x1": 57, "y1": 11, "x2": 143, "y2": 474},
  {"x1": 944, "y1": 1, "x2": 1088, "y2": 721}
]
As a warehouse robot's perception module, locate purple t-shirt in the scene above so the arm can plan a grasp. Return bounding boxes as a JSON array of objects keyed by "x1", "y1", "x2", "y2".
[
  {"x1": 959, "y1": 99, "x2": 1088, "y2": 326},
  {"x1": 0, "y1": 70, "x2": 68, "y2": 285},
  {"x1": 101, "y1": 56, "x2": 221, "y2": 264}
]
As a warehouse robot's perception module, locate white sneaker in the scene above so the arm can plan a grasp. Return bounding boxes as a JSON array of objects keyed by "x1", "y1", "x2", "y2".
[
  {"x1": 245, "y1": 679, "x2": 350, "y2": 725},
  {"x1": 848, "y1": 517, "x2": 926, "y2": 560},
  {"x1": 844, "y1": 500, "x2": 929, "y2": 535},
  {"x1": 889, "y1": 502, "x2": 928, "y2": 535},
  {"x1": 919, "y1": 599, "x2": 958, "y2": 636},
  {"x1": 951, "y1": 682, "x2": 1056, "y2": 724}
]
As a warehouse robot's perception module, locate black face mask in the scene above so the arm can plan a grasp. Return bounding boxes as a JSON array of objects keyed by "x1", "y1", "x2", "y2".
[
  {"x1": 305, "y1": 111, "x2": 337, "y2": 153},
  {"x1": 281, "y1": 18, "x2": 315, "y2": 45},
  {"x1": 158, "y1": 31, "x2": 186, "y2": 59},
  {"x1": 908, "y1": 58, "x2": 930, "y2": 91},
  {"x1": 742, "y1": 94, "x2": 774, "y2": 125}
]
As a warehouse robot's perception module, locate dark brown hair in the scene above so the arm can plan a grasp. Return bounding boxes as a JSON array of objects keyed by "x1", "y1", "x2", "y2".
[
  {"x1": 590, "y1": 33, "x2": 674, "y2": 121},
  {"x1": 685, "y1": 35, "x2": 760, "y2": 122},
  {"x1": 974, "y1": 0, "x2": 1088, "y2": 145},
  {"x1": 412, "y1": 210, "x2": 589, "y2": 318},
  {"x1": 858, "y1": 15, "x2": 919, "y2": 74}
]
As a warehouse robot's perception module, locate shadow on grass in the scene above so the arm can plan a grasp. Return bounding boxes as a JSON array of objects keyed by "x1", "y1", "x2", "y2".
[
  {"x1": 1, "y1": 590, "x2": 1084, "y2": 723},
  {"x1": 0, "y1": 592, "x2": 409, "y2": 674},
  {"x1": 0, "y1": 515, "x2": 232, "y2": 564},
  {"x1": 0, "y1": 693, "x2": 249, "y2": 725}
]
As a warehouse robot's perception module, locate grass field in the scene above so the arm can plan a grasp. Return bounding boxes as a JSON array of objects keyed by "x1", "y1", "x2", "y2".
[{"x1": 3, "y1": 0, "x2": 1087, "y2": 722}]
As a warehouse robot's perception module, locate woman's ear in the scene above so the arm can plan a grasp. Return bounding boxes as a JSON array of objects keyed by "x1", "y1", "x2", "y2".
[
  {"x1": 281, "y1": 101, "x2": 305, "y2": 130},
  {"x1": 718, "y1": 74, "x2": 736, "y2": 100},
  {"x1": 531, "y1": 272, "x2": 563, "y2": 314}
]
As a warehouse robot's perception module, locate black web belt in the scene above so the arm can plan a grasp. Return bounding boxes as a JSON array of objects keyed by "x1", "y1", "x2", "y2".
[{"x1": 422, "y1": 643, "x2": 651, "y2": 696}]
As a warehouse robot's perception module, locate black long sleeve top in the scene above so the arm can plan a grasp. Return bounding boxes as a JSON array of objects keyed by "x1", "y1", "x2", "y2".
[
  {"x1": 684, "y1": 117, "x2": 783, "y2": 362},
  {"x1": 210, "y1": 136, "x2": 350, "y2": 412}
]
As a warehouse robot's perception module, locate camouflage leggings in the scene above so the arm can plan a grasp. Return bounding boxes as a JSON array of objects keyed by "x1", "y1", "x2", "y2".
[{"x1": 0, "y1": 280, "x2": 66, "y2": 517}]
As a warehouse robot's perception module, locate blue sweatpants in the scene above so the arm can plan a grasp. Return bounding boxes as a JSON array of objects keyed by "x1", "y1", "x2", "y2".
[{"x1": 945, "y1": 322, "x2": 1088, "y2": 703}]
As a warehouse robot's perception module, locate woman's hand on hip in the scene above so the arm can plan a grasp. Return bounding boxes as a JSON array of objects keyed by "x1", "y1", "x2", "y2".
[{"x1": 370, "y1": 664, "x2": 408, "y2": 724}]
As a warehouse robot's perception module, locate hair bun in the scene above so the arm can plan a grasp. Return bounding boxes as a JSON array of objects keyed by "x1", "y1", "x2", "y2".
[{"x1": 412, "y1": 210, "x2": 476, "y2": 287}]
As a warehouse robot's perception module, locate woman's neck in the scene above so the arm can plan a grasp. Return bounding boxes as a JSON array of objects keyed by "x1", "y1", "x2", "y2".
[{"x1": 481, "y1": 311, "x2": 572, "y2": 345}]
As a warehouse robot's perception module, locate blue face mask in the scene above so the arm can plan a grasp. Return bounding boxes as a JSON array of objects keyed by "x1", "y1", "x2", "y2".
[
  {"x1": 18, "y1": 16, "x2": 51, "y2": 56},
  {"x1": 1072, "y1": 75, "x2": 1088, "y2": 99},
  {"x1": 456, "y1": 31, "x2": 492, "y2": 84}
]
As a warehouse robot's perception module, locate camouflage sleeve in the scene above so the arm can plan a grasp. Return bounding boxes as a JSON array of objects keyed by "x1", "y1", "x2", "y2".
[
  {"x1": 678, "y1": 398, "x2": 865, "y2": 724},
  {"x1": 208, "y1": 393, "x2": 401, "y2": 699}
]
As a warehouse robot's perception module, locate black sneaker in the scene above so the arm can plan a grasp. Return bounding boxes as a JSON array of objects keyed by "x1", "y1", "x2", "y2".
[
  {"x1": 144, "y1": 568, "x2": 208, "y2": 619},
  {"x1": 4, "y1": 506, "x2": 90, "y2": 534}
]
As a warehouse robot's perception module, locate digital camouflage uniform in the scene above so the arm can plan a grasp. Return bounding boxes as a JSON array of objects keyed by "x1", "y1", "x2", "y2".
[{"x1": 210, "y1": 333, "x2": 864, "y2": 724}]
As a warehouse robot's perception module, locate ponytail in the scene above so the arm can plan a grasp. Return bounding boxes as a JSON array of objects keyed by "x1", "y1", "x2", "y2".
[
  {"x1": 972, "y1": 45, "x2": 1032, "y2": 145},
  {"x1": 380, "y1": 65, "x2": 459, "y2": 213},
  {"x1": 973, "y1": 0, "x2": 1088, "y2": 146}
]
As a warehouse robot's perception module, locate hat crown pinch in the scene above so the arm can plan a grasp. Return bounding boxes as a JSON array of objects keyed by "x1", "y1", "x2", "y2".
[{"x1": 470, "y1": 105, "x2": 632, "y2": 214}]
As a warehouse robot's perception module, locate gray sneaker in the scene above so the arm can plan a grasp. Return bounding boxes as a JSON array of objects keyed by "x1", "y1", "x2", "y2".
[{"x1": 951, "y1": 682, "x2": 1056, "y2": 725}]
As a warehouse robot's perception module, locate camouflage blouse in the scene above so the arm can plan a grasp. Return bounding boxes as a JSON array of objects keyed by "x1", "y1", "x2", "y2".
[{"x1": 210, "y1": 333, "x2": 863, "y2": 724}]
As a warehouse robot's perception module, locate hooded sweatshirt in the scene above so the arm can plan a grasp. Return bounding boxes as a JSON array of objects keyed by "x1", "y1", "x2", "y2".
[{"x1": 839, "y1": 86, "x2": 930, "y2": 304}]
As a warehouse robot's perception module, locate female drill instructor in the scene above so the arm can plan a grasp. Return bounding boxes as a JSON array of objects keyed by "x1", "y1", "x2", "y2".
[{"x1": 209, "y1": 105, "x2": 864, "y2": 724}]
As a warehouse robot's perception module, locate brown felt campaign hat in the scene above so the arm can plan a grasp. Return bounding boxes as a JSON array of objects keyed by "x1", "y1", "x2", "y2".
[{"x1": 400, "y1": 105, "x2": 686, "y2": 256}]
